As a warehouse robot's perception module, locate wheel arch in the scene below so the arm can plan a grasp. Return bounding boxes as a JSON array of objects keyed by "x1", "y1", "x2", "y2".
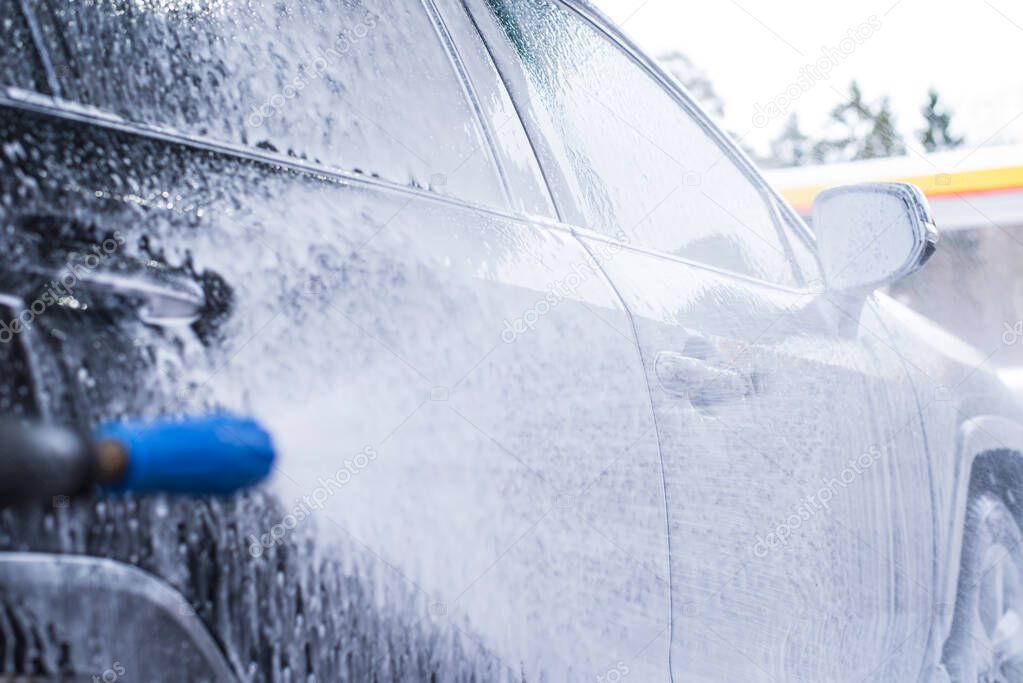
[{"x1": 935, "y1": 416, "x2": 1023, "y2": 665}]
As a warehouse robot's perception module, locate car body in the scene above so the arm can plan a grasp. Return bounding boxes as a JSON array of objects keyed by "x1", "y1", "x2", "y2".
[{"x1": 0, "y1": 0, "x2": 1021, "y2": 681}]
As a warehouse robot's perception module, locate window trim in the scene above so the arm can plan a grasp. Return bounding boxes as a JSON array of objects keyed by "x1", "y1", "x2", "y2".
[
  {"x1": 419, "y1": 0, "x2": 515, "y2": 210},
  {"x1": 428, "y1": 0, "x2": 559, "y2": 218},
  {"x1": 0, "y1": 88, "x2": 813, "y2": 296}
]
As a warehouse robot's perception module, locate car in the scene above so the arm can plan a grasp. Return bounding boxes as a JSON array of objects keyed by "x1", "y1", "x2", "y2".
[{"x1": 0, "y1": 0, "x2": 1021, "y2": 681}]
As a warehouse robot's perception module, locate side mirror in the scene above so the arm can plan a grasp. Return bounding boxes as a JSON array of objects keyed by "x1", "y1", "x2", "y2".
[{"x1": 813, "y1": 182, "x2": 938, "y2": 292}]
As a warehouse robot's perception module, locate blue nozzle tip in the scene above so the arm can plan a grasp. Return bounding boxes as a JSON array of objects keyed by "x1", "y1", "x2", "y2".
[{"x1": 96, "y1": 412, "x2": 275, "y2": 495}]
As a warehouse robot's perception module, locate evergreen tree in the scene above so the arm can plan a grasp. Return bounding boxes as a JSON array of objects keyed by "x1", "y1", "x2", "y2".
[
  {"x1": 918, "y1": 88, "x2": 964, "y2": 152},
  {"x1": 862, "y1": 96, "x2": 905, "y2": 159},
  {"x1": 813, "y1": 81, "x2": 905, "y2": 163},
  {"x1": 766, "y1": 114, "x2": 813, "y2": 168}
]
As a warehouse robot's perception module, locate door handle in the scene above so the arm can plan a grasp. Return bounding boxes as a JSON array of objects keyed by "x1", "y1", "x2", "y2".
[
  {"x1": 1, "y1": 253, "x2": 205, "y2": 328},
  {"x1": 654, "y1": 350, "x2": 751, "y2": 406},
  {"x1": 74, "y1": 262, "x2": 205, "y2": 327},
  {"x1": 1, "y1": 215, "x2": 208, "y2": 327}
]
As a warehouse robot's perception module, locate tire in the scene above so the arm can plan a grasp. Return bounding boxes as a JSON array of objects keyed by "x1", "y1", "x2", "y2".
[{"x1": 944, "y1": 493, "x2": 1023, "y2": 682}]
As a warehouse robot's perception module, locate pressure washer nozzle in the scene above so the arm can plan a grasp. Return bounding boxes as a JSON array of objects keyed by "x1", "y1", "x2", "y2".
[
  {"x1": 0, "y1": 413, "x2": 276, "y2": 507},
  {"x1": 96, "y1": 413, "x2": 275, "y2": 495}
]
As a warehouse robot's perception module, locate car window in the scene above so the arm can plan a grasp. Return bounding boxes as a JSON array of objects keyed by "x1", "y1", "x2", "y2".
[
  {"x1": 19, "y1": 0, "x2": 507, "y2": 208},
  {"x1": 481, "y1": 0, "x2": 800, "y2": 285}
]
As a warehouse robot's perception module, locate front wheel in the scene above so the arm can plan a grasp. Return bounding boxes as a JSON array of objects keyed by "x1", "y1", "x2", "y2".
[{"x1": 944, "y1": 493, "x2": 1023, "y2": 682}]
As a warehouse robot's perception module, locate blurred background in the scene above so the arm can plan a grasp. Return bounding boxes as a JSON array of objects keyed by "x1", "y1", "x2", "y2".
[{"x1": 594, "y1": 0, "x2": 1023, "y2": 389}]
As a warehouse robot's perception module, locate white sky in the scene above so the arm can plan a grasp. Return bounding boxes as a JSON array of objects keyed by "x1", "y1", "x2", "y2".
[{"x1": 591, "y1": 0, "x2": 1023, "y2": 154}]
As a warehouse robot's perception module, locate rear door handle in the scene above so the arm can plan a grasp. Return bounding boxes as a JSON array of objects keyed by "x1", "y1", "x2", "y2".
[
  {"x1": 74, "y1": 261, "x2": 205, "y2": 326},
  {"x1": 654, "y1": 350, "x2": 751, "y2": 406},
  {"x1": 1, "y1": 253, "x2": 205, "y2": 328},
  {"x1": 0, "y1": 215, "x2": 206, "y2": 327}
]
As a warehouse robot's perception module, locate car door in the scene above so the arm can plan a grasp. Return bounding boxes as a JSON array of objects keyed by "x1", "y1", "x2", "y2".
[
  {"x1": 0, "y1": 0, "x2": 670, "y2": 680},
  {"x1": 467, "y1": 0, "x2": 937, "y2": 680}
]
